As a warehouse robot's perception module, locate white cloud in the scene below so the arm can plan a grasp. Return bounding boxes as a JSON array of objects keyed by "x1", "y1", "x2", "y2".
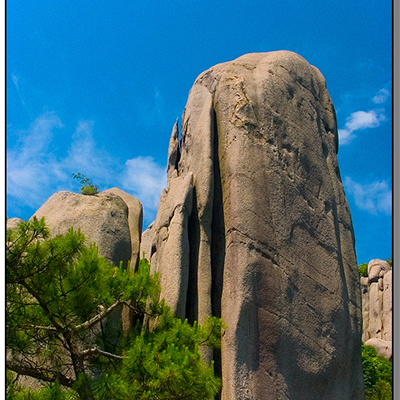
[
  {"x1": 120, "y1": 156, "x2": 167, "y2": 223},
  {"x1": 338, "y1": 86, "x2": 390, "y2": 146},
  {"x1": 6, "y1": 113, "x2": 65, "y2": 206},
  {"x1": 338, "y1": 109, "x2": 386, "y2": 146},
  {"x1": 7, "y1": 112, "x2": 167, "y2": 225},
  {"x1": 64, "y1": 120, "x2": 116, "y2": 183},
  {"x1": 372, "y1": 88, "x2": 390, "y2": 104},
  {"x1": 344, "y1": 177, "x2": 392, "y2": 215}
]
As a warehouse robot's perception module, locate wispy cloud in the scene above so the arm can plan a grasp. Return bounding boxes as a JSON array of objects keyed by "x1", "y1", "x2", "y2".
[
  {"x1": 7, "y1": 112, "x2": 167, "y2": 225},
  {"x1": 120, "y1": 156, "x2": 167, "y2": 222},
  {"x1": 7, "y1": 113, "x2": 65, "y2": 206},
  {"x1": 11, "y1": 74, "x2": 20, "y2": 91},
  {"x1": 338, "y1": 87, "x2": 390, "y2": 146},
  {"x1": 344, "y1": 177, "x2": 392, "y2": 215},
  {"x1": 372, "y1": 88, "x2": 390, "y2": 104},
  {"x1": 64, "y1": 120, "x2": 117, "y2": 183},
  {"x1": 11, "y1": 73, "x2": 27, "y2": 109}
]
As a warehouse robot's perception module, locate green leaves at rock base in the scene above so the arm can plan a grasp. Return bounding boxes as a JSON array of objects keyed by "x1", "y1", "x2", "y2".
[
  {"x1": 362, "y1": 343, "x2": 392, "y2": 400},
  {"x1": 94, "y1": 315, "x2": 222, "y2": 400},
  {"x1": 358, "y1": 263, "x2": 368, "y2": 278}
]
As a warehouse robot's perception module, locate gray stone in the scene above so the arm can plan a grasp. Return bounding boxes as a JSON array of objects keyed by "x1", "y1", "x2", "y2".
[
  {"x1": 6, "y1": 217, "x2": 24, "y2": 230},
  {"x1": 369, "y1": 282, "x2": 383, "y2": 338},
  {"x1": 101, "y1": 187, "x2": 143, "y2": 272},
  {"x1": 382, "y1": 270, "x2": 392, "y2": 341},
  {"x1": 31, "y1": 189, "x2": 143, "y2": 342},
  {"x1": 365, "y1": 338, "x2": 392, "y2": 361},
  {"x1": 360, "y1": 276, "x2": 370, "y2": 342},
  {"x1": 145, "y1": 170, "x2": 194, "y2": 319},
  {"x1": 368, "y1": 259, "x2": 390, "y2": 283},
  {"x1": 144, "y1": 51, "x2": 364, "y2": 399},
  {"x1": 33, "y1": 191, "x2": 127, "y2": 266},
  {"x1": 360, "y1": 260, "x2": 392, "y2": 346}
]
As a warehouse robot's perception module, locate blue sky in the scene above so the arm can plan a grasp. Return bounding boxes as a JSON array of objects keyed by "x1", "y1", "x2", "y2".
[{"x1": 6, "y1": 0, "x2": 392, "y2": 264}]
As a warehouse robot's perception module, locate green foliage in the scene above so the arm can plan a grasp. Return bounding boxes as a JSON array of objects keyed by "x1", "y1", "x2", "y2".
[
  {"x1": 73, "y1": 173, "x2": 99, "y2": 195},
  {"x1": 6, "y1": 373, "x2": 74, "y2": 400},
  {"x1": 94, "y1": 315, "x2": 222, "y2": 399},
  {"x1": 362, "y1": 343, "x2": 392, "y2": 400},
  {"x1": 358, "y1": 263, "x2": 368, "y2": 278},
  {"x1": 386, "y1": 258, "x2": 392, "y2": 267},
  {"x1": 6, "y1": 218, "x2": 222, "y2": 400}
]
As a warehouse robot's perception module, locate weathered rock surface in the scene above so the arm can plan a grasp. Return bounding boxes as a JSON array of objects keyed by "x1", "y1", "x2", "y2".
[
  {"x1": 31, "y1": 189, "x2": 143, "y2": 340},
  {"x1": 142, "y1": 51, "x2": 364, "y2": 399},
  {"x1": 6, "y1": 217, "x2": 24, "y2": 230},
  {"x1": 101, "y1": 187, "x2": 143, "y2": 271},
  {"x1": 365, "y1": 338, "x2": 392, "y2": 361},
  {"x1": 32, "y1": 189, "x2": 142, "y2": 269},
  {"x1": 361, "y1": 259, "x2": 392, "y2": 360}
]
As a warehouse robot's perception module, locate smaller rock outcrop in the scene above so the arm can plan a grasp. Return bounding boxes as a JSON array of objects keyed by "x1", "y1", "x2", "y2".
[
  {"x1": 6, "y1": 217, "x2": 23, "y2": 230},
  {"x1": 32, "y1": 189, "x2": 142, "y2": 270},
  {"x1": 361, "y1": 259, "x2": 392, "y2": 360},
  {"x1": 31, "y1": 189, "x2": 143, "y2": 341}
]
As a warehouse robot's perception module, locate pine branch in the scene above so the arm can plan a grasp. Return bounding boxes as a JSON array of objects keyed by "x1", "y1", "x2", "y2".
[
  {"x1": 20, "y1": 280, "x2": 64, "y2": 332},
  {"x1": 73, "y1": 298, "x2": 124, "y2": 332},
  {"x1": 19, "y1": 324, "x2": 58, "y2": 332},
  {"x1": 6, "y1": 359, "x2": 74, "y2": 388},
  {"x1": 80, "y1": 347, "x2": 123, "y2": 361}
]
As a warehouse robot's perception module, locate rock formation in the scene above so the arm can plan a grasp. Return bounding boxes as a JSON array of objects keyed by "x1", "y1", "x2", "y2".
[
  {"x1": 361, "y1": 259, "x2": 392, "y2": 360},
  {"x1": 31, "y1": 189, "x2": 143, "y2": 338},
  {"x1": 6, "y1": 217, "x2": 23, "y2": 230},
  {"x1": 142, "y1": 51, "x2": 364, "y2": 399},
  {"x1": 32, "y1": 189, "x2": 142, "y2": 271}
]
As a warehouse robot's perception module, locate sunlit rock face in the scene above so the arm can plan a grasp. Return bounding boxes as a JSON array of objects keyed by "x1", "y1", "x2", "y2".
[
  {"x1": 142, "y1": 51, "x2": 364, "y2": 400},
  {"x1": 361, "y1": 259, "x2": 392, "y2": 361},
  {"x1": 32, "y1": 188, "x2": 143, "y2": 341},
  {"x1": 32, "y1": 189, "x2": 142, "y2": 270}
]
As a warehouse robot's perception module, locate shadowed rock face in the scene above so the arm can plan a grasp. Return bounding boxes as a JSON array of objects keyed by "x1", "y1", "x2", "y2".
[{"x1": 142, "y1": 51, "x2": 364, "y2": 399}]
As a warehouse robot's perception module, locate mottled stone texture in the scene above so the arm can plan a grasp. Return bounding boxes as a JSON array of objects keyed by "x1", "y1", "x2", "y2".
[
  {"x1": 32, "y1": 190, "x2": 142, "y2": 270},
  {"x1": 143, "y1": 51, "x2": 364, "y2": 399},
  {"x1": 32, "y1": 189, "x2": 143, "y2": 341},
  {"x1": 6, "y1": 217, "x2": 24, "y2": 230},
  {"x1": 361, "y1": 259, "x2": 392, "y2": 360}
]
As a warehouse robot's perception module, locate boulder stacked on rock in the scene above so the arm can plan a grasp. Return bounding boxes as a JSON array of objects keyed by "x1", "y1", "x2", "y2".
[
  {"x1": 32, "y1": 188, "x2": 142, "y2": 271},
  {"x1": 142, "y1": 51, "x2": 364, "y2": 399},
  {"x1": 31, "y1": 189, "x2": 143, "y2": 337},
  {"x1": 360, "y1": 259, "x2": 392, "y2": 360}
]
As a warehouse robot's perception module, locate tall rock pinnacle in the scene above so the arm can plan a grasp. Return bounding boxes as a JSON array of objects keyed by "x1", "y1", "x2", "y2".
[{"x1": 142, "y1": 51, "x2": 364, "y2": 399}]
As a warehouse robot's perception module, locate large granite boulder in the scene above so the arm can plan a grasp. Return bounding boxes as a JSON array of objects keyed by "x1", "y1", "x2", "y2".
[
  {"x1": 32, "y1": 189, "x2": 142, "y2": 270},
  {"x1": 143, "y1": 51, "x2": 364, "y2": 399},
  {"x1": 361, "y1": 259, "x2": 392, "y2": 360},
  {"x1": 32, "y1": 189, "x2": 143, "y2": 339}
]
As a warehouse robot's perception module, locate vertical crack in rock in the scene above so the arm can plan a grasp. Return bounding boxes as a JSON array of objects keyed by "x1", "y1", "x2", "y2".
[
  {"x1": 141, "y1": 51, "x2": 364, "y2": 400},
  {"x1": 186, "y1": 187, "x2": 199, "y2": 324},
  {"x1": 210, "y1": 108, "x2": 225, "y2": 385}
]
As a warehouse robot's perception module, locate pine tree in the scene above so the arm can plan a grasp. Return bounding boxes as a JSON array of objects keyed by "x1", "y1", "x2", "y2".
[{"x1": 6, "y1": 218, "x2": 222, "y2": 400}]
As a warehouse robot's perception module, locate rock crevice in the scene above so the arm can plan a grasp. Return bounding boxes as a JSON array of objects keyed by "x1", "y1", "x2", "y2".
[{"x1": 142, "y1": 51, "x2": 364, "y2": 399}]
